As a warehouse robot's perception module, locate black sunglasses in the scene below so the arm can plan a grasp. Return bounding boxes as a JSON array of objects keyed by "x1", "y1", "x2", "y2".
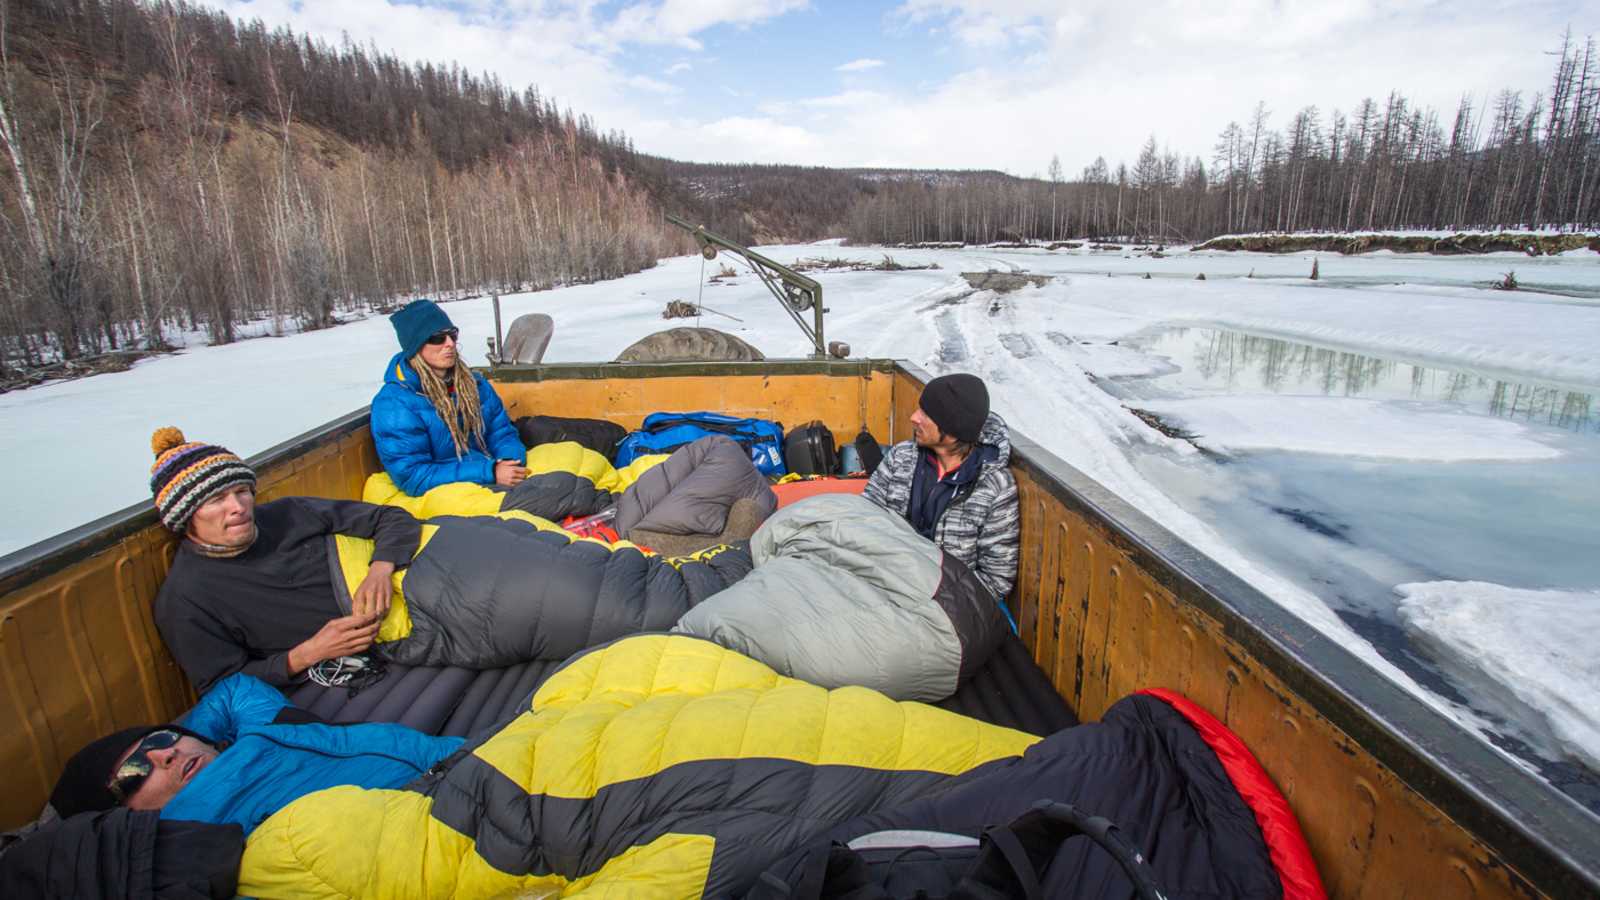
[
  {"x1": 425, "y1": 328, "x2": 460, "y2": 345},
  {"x1": 106, "y1": 728, "x2": 184, "y2": 803}
]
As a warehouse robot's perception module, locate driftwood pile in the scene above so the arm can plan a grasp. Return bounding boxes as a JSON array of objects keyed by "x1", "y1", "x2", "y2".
[
  {"x1": 663, "y1": 300, "x2": 700, "y2": 319},
  {"x1": 0, "y1": 350, "x2": 165, "y2": 394}
]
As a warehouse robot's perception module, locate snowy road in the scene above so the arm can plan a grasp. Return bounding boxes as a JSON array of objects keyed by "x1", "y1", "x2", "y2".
[{"x1": 4, "y1": 240, "x2": 1599, "y2": 796}]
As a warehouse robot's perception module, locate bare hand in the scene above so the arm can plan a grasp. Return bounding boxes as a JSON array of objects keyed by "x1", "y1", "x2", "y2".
[
  {"x1": 495, "y1": 460, "x2": 529, "y2": 486},
  {"x1": 353, "y1": 561, "x2": 395, "y2": 619},
  {"x1": 288, "y1": 615, "x2": 381, "y2": 674}
]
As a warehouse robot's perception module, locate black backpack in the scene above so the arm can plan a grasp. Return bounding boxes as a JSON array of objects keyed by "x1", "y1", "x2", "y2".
[
  {"x1": 514, "y1": 415, "x2": 628, "y2": 461},
  {"x1": 852, "y1": 428, "x2": 884, "y2": 476},
  {"x1": 785, "y1": 421, "x2": 839, "y2": 477},
  {"x1": 749, "y1": 800, "x2": 1167, "y2": 900}
]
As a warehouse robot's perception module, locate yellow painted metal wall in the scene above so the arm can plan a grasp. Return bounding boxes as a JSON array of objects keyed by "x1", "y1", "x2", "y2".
[{"x1": 492, "y1": 370, "x2": 898, "y2": 446}]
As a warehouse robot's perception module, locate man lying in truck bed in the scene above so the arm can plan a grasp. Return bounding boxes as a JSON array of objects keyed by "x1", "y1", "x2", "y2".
[
  {"x1": 147, "y1": 428, "x2": 751, "y2": 693},
  {"x1": 10, "y1": 636, "x2": 1314, "y2": 900}
]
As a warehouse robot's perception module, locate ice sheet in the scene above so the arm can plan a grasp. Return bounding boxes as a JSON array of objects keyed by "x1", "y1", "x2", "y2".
[
  {"x1": 1136, "y1": 396, "x2": 1563, "y2": 461},
  {"x1": 1397, "y1": 581, "x2": 1600, "y2": 770}
]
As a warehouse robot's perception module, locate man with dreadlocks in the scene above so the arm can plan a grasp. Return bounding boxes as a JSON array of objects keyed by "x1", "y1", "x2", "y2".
[{"x1": 371, "y1": 299, "x2": 528, "y2": 496}]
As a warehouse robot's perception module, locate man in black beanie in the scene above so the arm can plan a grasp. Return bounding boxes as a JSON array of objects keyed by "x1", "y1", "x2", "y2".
[{"x1": 864, "y1": 372, "x2": 1020, "y2": 602}]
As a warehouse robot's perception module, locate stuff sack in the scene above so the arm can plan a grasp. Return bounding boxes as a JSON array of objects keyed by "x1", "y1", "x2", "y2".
[
  {"x1": 616, "y1": 411, "x2": 787, "y2": 477},
  {"x1": 514, "y1": 414, "x2": 628, "y2": 460},
  {"x1": 784, "y1": 421, "x2": 838, "y2": 477},
  {"x1": 853, "y1": 427, "x2": 885, "y2": 476}
]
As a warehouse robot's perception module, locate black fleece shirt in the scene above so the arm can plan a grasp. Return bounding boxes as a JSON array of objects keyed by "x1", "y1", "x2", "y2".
[{"x1": 154, "y1": 497, "x2": 421, "y2": 692}]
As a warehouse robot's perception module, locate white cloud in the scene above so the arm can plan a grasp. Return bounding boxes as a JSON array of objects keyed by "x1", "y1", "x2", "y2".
[
  {"x1": 626, "y1": 74, "x2": 679, "y2": 95},
  {"x1": 800, "y1": 90, "x2": 887, "y2": 109},
  {"x1": 699, "y1": 115, "x2": 827, "y2": 159},
  {"x1": 204, "y1": 0, "x2": 1581, "y2": 175},
  {"x1": 895, "y1": 0, "x2": 1057, "y2": 48},
  {"x1": 719, "y1": 0, "x2": 1572, "y2": 172},
  {"x1": 835, "y1": 58, "x2": 886, "y2": 72},
  {"x1": 607, "y1": 0, "x2": 811, "y2": 49}
]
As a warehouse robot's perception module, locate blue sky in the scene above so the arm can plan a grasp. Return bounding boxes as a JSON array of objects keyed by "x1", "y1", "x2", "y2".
[{"x1": 212, "y1": 1, "x2": 1590, "y2": 175}]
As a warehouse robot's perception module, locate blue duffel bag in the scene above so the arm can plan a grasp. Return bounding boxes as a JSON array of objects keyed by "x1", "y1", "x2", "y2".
[{"x1": 615, "y1": 411, "x2": 788, "y2": 477}]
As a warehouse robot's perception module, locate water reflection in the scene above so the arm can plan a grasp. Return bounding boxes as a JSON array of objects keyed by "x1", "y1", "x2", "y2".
[{"x1": 1141, "y1": 328, "x2": 1597, "y2": 434}]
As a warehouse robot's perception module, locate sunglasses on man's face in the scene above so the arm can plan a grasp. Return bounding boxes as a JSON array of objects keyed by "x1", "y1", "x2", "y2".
[
  {"x1": 425, "y1": 328, "x2": 460, "y2": 345},
  {"x1": 107, "y1": 729, "x2": 184, "y2": 803}
]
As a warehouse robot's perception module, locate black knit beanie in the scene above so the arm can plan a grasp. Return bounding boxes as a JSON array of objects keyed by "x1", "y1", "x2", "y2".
[
  {"x1": 49, "y1": 724, "x2": 210, "y2": 817},
  {"x1": 919, "y1": 373, "x2": 989, "y2": 443},
  {"x1": 50, "y1": 726, "x2": 162, "y2": 818}
]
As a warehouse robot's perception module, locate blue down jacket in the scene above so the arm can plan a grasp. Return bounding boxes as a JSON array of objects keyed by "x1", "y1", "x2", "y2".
[
  {"x1": 162, "y1": 673, "x2": 463, "y2": 835},
  {"x1": 371, "y1": 352, "x2": 526, "y2": 495}
]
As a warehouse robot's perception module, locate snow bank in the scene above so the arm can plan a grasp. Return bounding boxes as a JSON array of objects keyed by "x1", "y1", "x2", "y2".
[
  {"x1": 1397, "y1": 581, "x2": 1600, "y2": 770},
  {"x1": 1209, "y1": 228, "x2": 1600, "y2": 240},
  {"x1": 1063, "y1": 341, "x2": 1179, "y2": 378},
  {"x1": 1137, "y1": 396, "x2": 1562, "y2": 461},
  {"x1": 1053, "y1": 277, "x2": 1600, "y2": 390}
]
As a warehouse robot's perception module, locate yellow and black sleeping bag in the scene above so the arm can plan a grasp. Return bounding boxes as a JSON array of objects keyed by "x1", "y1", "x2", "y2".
[
  {"x1": 239, "y1": 634, "x2": 1039, "y2": 898},
  {"x1": 363, "y1": 440, "x2": 668, "y2": 521}
]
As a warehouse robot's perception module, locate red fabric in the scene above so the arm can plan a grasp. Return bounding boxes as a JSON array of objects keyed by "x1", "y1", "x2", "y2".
[
  {"x1": 558, "y1": 516, "x2": 621, "y2": 545},
  {"x1": 1137, "y1": 688, "x2": 1327, "y2": 900},
  {"x1": 772, "y1": 476, "x2": 869, "y2": 509}
]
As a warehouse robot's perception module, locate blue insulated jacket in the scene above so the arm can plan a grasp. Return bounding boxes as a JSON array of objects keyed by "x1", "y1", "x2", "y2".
[
  {"x1": 162, "y1": 674, "x2": 463, "y2": 835},
  {"x1": 370, "y1": 352, "x2": 526, "y2": 495}
]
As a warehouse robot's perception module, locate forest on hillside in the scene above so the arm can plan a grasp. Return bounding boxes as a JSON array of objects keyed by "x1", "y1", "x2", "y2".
[
  {"x1": 0, "y1": 0, "x2": 685, "y2": 378},
  {"x1": 842, "y1": 32, "x2": 1600, "y2": 246}
]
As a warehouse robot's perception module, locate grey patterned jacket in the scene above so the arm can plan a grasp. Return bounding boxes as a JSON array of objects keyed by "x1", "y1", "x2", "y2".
[{"x1": 863, "y1": 412, "x2": 1020, "y2": 600}]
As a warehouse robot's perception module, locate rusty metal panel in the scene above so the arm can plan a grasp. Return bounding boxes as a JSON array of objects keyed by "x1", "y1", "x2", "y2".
[
  {"x1": 1008, "y1": 461, "x2": 1544, "y2": 899},
  {"x1": 1013, "y1": 481, "x2": 1046, "y2": 654},
  {"x1": 890, "y1": 368, "x2": 923, "y2": 447}
]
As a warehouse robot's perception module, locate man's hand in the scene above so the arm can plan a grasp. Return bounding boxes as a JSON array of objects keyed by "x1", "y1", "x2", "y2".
[
  {"x1": 494, "y1": 459, "x2": 529, "y2": 486},
  {"x1": 288, "y1": 615, "x2": 381, "y2": 675},
  {"x1": 353, "y1": 560, "x2": 395, "y2": 619}
]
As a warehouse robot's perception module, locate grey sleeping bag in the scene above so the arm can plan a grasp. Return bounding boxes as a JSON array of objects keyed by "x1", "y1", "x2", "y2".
[
  {"x1": 329, "y1": 514, "x2": 754, "y2": 669},
  {"x1": 614, "y1": 434, "x2": 777, "y2": 536},
  {"x1": 675, "y1": 493, "x2": 1007, "y2": 701}
]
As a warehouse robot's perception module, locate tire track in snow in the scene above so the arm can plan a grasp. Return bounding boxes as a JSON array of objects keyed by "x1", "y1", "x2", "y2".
[
  {"x1": 968, "y1": 255, "x2": 1024, "y2": 274},
  {"x1": 998, "y1": 332, "x2": 1037, "y2": 359},
  {"x1": 934, "y1": 309, "x2": 971, "y2": 364}
]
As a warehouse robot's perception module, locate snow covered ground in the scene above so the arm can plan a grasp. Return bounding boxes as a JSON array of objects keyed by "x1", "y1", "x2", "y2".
[{"x1": 3, "y1": 239, "x2": 1598, "y2": 800}]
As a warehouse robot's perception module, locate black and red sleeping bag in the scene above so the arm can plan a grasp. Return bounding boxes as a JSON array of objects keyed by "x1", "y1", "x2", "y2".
[{"x1": 752, "y1": 689, "x2": 1325, "y2": 899}]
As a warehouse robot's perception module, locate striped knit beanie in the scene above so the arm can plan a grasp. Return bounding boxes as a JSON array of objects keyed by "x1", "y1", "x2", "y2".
[{"x1": 149, "y1": 427, "x2": 256, "y2": 533}]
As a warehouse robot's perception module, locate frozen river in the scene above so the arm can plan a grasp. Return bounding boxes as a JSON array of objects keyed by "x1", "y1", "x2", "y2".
[
  {"x1": 1101, "y1": 326, "x2": 1600, "y2": 804},
  {"x1": 3, "y1": 238, "x2": 1598, "y2": 807}
]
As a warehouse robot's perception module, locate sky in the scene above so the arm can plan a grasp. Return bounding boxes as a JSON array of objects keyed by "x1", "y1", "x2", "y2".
[{"x1": 208, "y1": 0, "x2": 1588, "y2": 176}]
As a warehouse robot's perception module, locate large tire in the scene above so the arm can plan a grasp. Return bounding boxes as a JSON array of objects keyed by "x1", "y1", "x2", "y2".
[{"x1": 615, "y1": 327, "x2": 765, "y2": 362}]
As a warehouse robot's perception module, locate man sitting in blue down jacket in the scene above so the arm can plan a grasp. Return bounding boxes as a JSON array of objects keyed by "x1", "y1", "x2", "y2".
[{"x1": 45, "y1": 674, "x2": 461, "y2": 836}]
